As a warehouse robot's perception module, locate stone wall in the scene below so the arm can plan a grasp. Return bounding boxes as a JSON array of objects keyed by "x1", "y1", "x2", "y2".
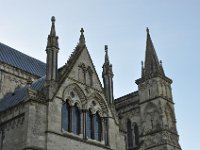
[
  {"x1": 115, "y1": 92, "x2": 140, "y2": 150},
  {"x1": 25, "y1": 101, "x2": 47, "y2": 149},
  {"x1": 0, "y1": 103, "x2": 27, "y2": 150},
  {"x1": 0, "y1": 62, "x2": 39, "y2": 100}
]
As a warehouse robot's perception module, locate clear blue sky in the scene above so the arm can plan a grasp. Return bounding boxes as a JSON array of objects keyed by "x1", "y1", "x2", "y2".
[{"x1": 0, "y1": 1, "x2": 199, "y2": 149}]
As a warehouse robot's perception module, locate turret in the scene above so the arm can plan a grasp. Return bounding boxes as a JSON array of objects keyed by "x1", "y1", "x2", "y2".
[
  {"x1": 46, "y1": 16, "x2": 59, "y2": 81},
  {"x1": 102, "y1": 45, "x2": 114, "y2": 104},
  {"x1": 135, "y1": 28, "x2": 181, "y2": 150}
]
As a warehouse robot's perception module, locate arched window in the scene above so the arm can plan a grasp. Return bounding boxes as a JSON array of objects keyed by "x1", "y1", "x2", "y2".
[
  {"x1": 72, "y1": 104, "x2": 80, "y2": 135},
  {"x1": 62, "y1": 102, "x2": 70, "y2": 131},
  {"x1": 0, "y1": 130, "x2": 3, "y2": 150},
  {"x1": 85, "y1": 110, "x2": 102, "y2": 141},
  {"x1": 94, "y1": 113, "x2": 102, "y2": 141},
  {"x1": 134, "y1": 124, "x2": 139, "y2": 146},
  {"x1": 104, "y1": 118, "x2": 109, "y2": 145},
  {"x1": 86, "y1": 110, "x2": 92, "y2": 139},
  {"x1": 127, "y1": 120, "x2": 133, "y2": 149}
]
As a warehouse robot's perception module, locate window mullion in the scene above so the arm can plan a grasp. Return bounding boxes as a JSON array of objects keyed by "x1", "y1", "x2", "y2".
[
  {"x1": 69, "y1": 106, "x2": 73, "y2": 132},
  {"x1": 91, "y1": 114, "x2": 95, "y2": 139}
]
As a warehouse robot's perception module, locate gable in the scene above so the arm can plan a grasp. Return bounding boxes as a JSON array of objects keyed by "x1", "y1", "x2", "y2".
[{"x1": 60, "y1": 46, "x2": 103, "y2": 92}]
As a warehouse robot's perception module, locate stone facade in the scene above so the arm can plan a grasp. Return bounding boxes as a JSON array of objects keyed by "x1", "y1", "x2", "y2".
[
  {"x1": 0, "y1": 18, "x2": 181, "y2": 150},
  {"x1": 0, "y1": 62, "x2": 38, "y2": 100}
]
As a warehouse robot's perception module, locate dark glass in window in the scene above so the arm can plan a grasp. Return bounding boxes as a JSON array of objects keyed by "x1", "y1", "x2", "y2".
[
  {"x1": 72, "y1": 105, "x2": 80, "y2": 135},
  {"x1": 104, "y1": 118, "x2": 109, "y2": 145},
  {"x1": 127, "y1": 120, "x2": 133, "y2": 148},
  {"x1": 62, "y1": 102, "x2": 69, "y2": 131},
  {"x1": 134, "y1": 124, "x2": 139, "y2": 146},
  {"x1": 86, "y1": 111, "x2": 92, "y2": 139},
  {"x1": 94, "y1": 113, "x2": 102, "y2": 141}
]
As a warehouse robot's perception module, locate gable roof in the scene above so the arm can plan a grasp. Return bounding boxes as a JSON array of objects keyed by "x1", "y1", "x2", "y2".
[
  {"x1": 0, "y1": 42, "x2": 46, "y2": 77},
  {"x1": 0, "y1": 76, "x2": 46, "y2": 112}
]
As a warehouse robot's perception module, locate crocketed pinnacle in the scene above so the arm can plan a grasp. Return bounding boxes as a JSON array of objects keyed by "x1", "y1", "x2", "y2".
[
  {"x1": 104, "y1": 45, "x2": 110, "y2": 65},
  {"x1": 143, "y1": 28, "x2": 164, "y2": 78},
  {"x1": 46, "y1": 16, "x2": 59, "y2": 49},
  {"x1": 103, "y1": 45, "x2": 113, "y2": 76},
  {"x1": 78, "y1": 28, "x2": 85, "y2": 46}
]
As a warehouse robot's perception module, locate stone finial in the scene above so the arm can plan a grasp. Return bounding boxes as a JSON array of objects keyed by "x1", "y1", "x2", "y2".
[
  {"x1": 51, "y1": 16, "x2": 56, "y2": 23},
  {"x1": 46, "y1": 16, "x2": 59, "y2": 49},
  {"x1": 80, "y1": 28, "x2": 84, "y2": 34},
  {"x1": 79, "y1": 28, "x2": 85, "y2": 45},
  {"x1": 105, "y1": 45, "x2": 108, "y2": 53},
  {"x1": 146, "y1": 27, "x2": 149, "y2": 34}
]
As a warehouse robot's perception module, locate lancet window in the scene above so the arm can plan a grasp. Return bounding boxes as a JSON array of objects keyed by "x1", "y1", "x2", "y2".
[
  {"x1": 86, "y1": 110, "x2": 102, "y2": 141},
  {"x1": 62, "y1": 101, "x2": 80, "y2": 135},
  {"x1": 127, "y1": 120, "x2": 133, "y2": 149}
]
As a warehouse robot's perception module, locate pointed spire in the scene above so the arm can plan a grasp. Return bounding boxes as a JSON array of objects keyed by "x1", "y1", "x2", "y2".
[
  {"x1": 143, "y1": 28, "x2": 164, "y2": 78},
  {"x1": 50, "y1": 16, "x2": 56, "y2": 36},
  {"x1": 103, "y1": 45, "x2": 113, "y2": 76},
  {"x1": 104, "y1": 45, "x2": 110, "y2": 65},
  {"x1": 102, "y1": 45, "x2": 114, "y2": 104},
  {"x1": 78, "y1": 28, "x2": 85, "y2": 46},
  {"x1": 46, "y1": 16, "x2": 59, "y2": 49}
]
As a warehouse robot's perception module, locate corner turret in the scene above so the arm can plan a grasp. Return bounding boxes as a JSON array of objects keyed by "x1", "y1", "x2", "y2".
[
  {"x1": 102, "y1": 45, "x2": 114, "y2": 104},
  {"x1": 46, "y1": 16, "x2": 59, "y2": 81}
]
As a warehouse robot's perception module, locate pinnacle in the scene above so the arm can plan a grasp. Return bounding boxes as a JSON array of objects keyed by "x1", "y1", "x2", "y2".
[
  {"x1": 46, "y1": 16, "x2": 59, "y2": 49},
  {"x1": 78, "y1": 27, "x2": 85, "y2": 46},
  {"x1": 104, "y1": 45, "x2": 109, "y2": 65}
]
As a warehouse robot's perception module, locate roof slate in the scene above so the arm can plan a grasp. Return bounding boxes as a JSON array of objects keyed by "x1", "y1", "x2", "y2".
[
  {"x1": 0, "y1": 42, "x2": 46, "y2": 77},
  {"x1": 0, "y1": 76, "x2": 46, "y2": 112},
  {"x1": 0, "y1": 87, "x2": 28, "y2": 112}
]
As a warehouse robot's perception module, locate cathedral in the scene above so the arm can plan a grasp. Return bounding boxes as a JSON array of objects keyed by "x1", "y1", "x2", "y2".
[{"x1": 0, "y1": 17, "x2": 181, "y2": 150}]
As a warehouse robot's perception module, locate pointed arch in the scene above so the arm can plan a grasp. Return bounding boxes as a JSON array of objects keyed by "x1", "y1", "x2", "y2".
[
  {"x1": 144, "y1": 102, "x2": 159, "y2": 117},
  {"x1": 143, "y1": 102, "x2": 161, "y2": 133},
  {"x1": 62, "y1": 83, "x2": 86, "y2": 107},
  {"x1": 165, "y1": 103, "x2": 175, "y2": 120},
  {"x1": 71, "y1": 103, "x2": 81, "y2": 135},
  {"x1": 127, "y1": 119, "x2": 133, "y2": 149},
  {"x1": 87, "y1": 92, "x2": 109, "y2": 116},
  {"x1": 61, "y1": 101, "x2": 70, "y2": 131},
  {"x1": 134, "y1": 124, "x2": 139, "y2": 146},
  {"x1": 94, "y1": 112, "x2": 102, "y2": 141},
  {"x1": 165, "y1": 103, "x2": 176, "y2": 131},
  {"x1": 86, "y1": 109, "x2": 93, "y2": 139}
]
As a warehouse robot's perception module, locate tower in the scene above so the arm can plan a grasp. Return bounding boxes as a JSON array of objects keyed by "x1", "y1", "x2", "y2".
[
  {"x1": 102, "y1": 45, "x2": 114, "y2": 104},
  {"x1": 135, "y1": 28, "x2": 181, "y2": 150}
]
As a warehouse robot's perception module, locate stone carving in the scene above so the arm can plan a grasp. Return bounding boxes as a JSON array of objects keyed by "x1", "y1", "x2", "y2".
[
  {"x1": 78, "y1": 63, "x2": 93, "y2": 86},
  {"x1": 63, "y1": 83, "x2": 86, "y2": 105},
  {"x1": 164, "y1": 103, "x2": 177, "y2": 132},
  {"x1": 88, "y1": 92, "x2": 109, "y2": 116},
  {"x1": 142, "y1": 103, "x2": 161, "y2": 135}
]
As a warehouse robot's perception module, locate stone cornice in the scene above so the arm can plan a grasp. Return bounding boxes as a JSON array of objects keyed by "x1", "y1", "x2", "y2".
[
  {"x1": 0, "y1": 61, "x2": 39, "y2": 80},
  {"x1": 46, "y1": 130, "x2": 112, "y2": 150},
  {"x1": 135, "y1": 74, "x2": 172, "y2": 85},
  {"x1": 139, "y1": 96, "x2": 174, "y2": 105}
]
